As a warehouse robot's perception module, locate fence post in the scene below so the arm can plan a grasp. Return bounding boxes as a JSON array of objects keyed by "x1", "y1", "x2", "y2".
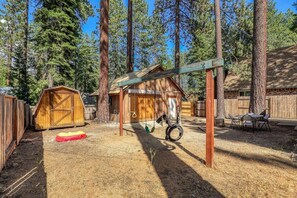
[{"x1": 12, "y1": 98, "x2": 18, "y2": 142}]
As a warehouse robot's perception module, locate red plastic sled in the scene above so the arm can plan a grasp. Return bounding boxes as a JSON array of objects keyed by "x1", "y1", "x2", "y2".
[{"x1": 56, "y1": 131, "x2": 87, "y2": 142}]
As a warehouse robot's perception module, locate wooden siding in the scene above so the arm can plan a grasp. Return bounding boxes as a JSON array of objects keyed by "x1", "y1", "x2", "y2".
[
  {"x1": 34, "y1": 86, "x2": 85, "y2": 130},
  {"x1": 108, "y1": 74, "x2": 182, "y2": 123}
]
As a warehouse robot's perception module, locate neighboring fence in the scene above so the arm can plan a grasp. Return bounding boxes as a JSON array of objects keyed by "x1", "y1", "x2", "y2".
[
  {"x1": 0, "y1": 94, "x2": 29, "y2": 171},
  {"x1": 84, "y1": 105, "x2": 96, "y2": 120},
  {"x1": 181, "y1": 102, "x2": 195, "y2": 117},
  {"x1": 193, "y1": 95, "x2": 297, "y2": 119}
]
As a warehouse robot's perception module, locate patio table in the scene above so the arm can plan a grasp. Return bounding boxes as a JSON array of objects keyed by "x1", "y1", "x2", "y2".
[{"x1": 247, "y1": 114, "x2": 264, "y2": 132}]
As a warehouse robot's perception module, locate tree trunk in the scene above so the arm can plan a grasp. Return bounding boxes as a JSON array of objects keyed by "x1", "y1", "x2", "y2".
[
  {"x1": 249, "y1": 0, "x2": 267, "y2": 114},
  {"x1": 24, "y1": 0, "x2": 29, "y2": 102},
  {"x1": 214, "y1": 0, "x2": 225, "y2": 126},
  {"x1": 174, "y1": 0, "x2": 180, "y2": 85},
  {"x1": 127, "y1": 0, "x2": 133, "y2": 73},
  {"x1": 97, "y1": 0, "x2": 110, "y2": 123}
]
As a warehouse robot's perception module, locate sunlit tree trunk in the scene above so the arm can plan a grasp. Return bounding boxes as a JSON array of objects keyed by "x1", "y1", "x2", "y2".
[
  {"x1": 127, "y1": 0, "x2": 133, "y2": 72},
  {"x1": 97, "y1": 0, "x2": 110, "y2": 123},
  {"x1": 215, "y1": 0, "x2": 225, "y2": 126},
  {"x1": 175, "y1": 0, "x2": 180, "y2": 85},
  {"x1": 249, "y1": 0, "x2": 267, "y2": 114}
]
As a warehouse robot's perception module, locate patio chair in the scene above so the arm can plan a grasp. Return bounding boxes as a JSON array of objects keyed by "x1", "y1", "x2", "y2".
[
  {"x1": 242, "y1": 114, "x2": 253, "y2": 130},
  {"x1": 227, "y1": 114, "x2": 241, "y2": 128},
  {"x1": 258, "y1": 114, "x2": 271, "y2": 132}
]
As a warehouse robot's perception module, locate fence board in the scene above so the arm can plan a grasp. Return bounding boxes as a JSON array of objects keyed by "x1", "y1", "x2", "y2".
[
  {"x1": 181, "y1": 102, "x2": 194, "y2": 117},
  {"x1": 194, "y1": 95, "x2": 297, "y2": 119},
  {"x1": 0, "y1": 95, "x2": 26, "y2": 172},
  {"x1": 0, "y1": 94, "x2": 5, "y2": 170},
  {"x1": 16, "y1": 101, "x2": 25, "y2": 145},
  {"x1": 4, "y1": 96, "x2": 13, "y2": 151}
]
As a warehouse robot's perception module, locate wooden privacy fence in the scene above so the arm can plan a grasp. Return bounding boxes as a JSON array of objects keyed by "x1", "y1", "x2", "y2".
[
  {"x1": 0, "y1": 94, "x2": 29, "y2": 171},
  {"x1": 193, "y1": 95, "x2": 297, "y2": 119},
  {"x1": 181, "y1": 102, "x2": 195, "y2": 117}
]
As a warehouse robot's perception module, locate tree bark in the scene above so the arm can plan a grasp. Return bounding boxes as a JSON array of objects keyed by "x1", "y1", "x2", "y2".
[
  {"x1": 97, "y1": 0, "x2": 110, "y2": 123},
  {"x1": 24, "y1": 0, "x2": 29, "y2": 102},
  {"x1": 175, "y1": 0, "x2": 180, "y2": 85},
  {"x1": 214, "y1": 0, "x2": 225, "y2": 126},
  {"x1": 250, "y1": 0, "x2": 267, "y2": 114},
  {"x1": 127, "y1": 0, "x2": 133, "y2": 73}
]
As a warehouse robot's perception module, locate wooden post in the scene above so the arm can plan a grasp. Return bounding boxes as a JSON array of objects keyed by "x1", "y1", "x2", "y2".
[
  {"x1": 119, "y1": 87, "x2": 123, "y2": 136},
  {"x1": 206, "y1": 69, "x2": 214, "y2": 168}
]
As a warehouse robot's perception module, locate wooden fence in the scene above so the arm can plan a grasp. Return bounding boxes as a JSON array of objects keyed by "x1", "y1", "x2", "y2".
[
  {"x1": 85, "y1": 105, "x2": 96, "y2": 120},
  {"x1": 181, "y1": 102, "x2": 195, "y2": 117},
  {"x1": 191, "y1": 95, "x2": 297, "y2": 119},
  {"x1": 0, "y1": 94, "x2": 29, "y2": 171}
]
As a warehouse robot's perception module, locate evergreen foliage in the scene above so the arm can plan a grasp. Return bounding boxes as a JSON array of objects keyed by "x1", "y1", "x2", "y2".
[{"x1": 34, "y1": 0, "x2": 93, "y2": 87}]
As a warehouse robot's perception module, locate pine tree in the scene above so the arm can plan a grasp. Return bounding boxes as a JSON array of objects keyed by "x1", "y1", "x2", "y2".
[
  {"x1": 250, "y1": 0, "x2": 267, "y2": 114},
  {"x1": 76, "y1": 33, "x2": 99, "y2": 93},
  {"x1": 34, "y1": 0, "x2": 93, "y2": 87},
  {"x1": 108, "y1": 0, "x2": 127, "y2": 79},
  {"x1": 215, "y1": 0, "x2": 225, "y2": 126},
  {"x1": 150, "y1": 6, "x2": 170, "y2": 67},
  {"x1": 267, "y1": 1, "x2": 297, "y2": 50},
  {"x1": 133, "y1": 0, "x2": 151, "y2": 69},
  {"x1": 186, "y1": 0, "x2": 215, "y2": 99},
  {"x1": 127, "y1": 0, "x2": 133, "y2": 72},
  {"x1": 154, "y1": 0, "x2": 195, "y2": 85},
  {"x1": 97, "y1": 0, "x2": 110, "y2": 123}
]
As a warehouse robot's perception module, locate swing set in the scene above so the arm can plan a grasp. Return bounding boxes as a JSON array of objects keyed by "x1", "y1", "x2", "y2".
[{"x1": 118, "y1": 58, "x2": 224, "y2": 168}]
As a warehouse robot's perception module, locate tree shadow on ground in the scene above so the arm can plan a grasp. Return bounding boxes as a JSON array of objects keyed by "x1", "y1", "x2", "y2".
[
  {"x1": 0, "y1": 130, "x2": 47, "y2": 197},
  {"x1": 129, "y1": 123, "x2": 223, "y2": 198},
  {"x1": 182, "y1": 117, "x2": 297, "y2": 153},
  {"x1": 215, "y1": 147, "x2": 297, "y2": 169}
]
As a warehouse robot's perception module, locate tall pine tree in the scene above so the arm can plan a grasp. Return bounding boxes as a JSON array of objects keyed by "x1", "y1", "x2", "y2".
[{"x1": 34, "y1": 0, "x2": 93, "y2": 87}]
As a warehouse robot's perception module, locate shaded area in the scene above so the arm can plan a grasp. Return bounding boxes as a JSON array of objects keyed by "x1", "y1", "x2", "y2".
[
  {"x1": 182, "y1": 117, "x2": 297, "y2": 154},
  {"x1": 129, "y1": 123, "x2": 223, "y2": 197},
  {"x1": 215, "y1": 147, "x2": 297, "y2": 169},
  {"x1": 0, "y1": 130, "x2": 47, "y2": 197}
]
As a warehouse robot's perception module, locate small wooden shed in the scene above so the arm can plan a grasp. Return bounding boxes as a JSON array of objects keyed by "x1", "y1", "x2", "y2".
[{"x1": 33, "y1": 86, "x2": 85, "y2": 130}]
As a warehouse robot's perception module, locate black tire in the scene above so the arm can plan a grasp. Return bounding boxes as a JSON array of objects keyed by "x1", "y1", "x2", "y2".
[
  {"x1": 168, "y1": 125, "x2": 183, "y2": 142},
  {"x1": 165, "y1": 126, "x2": 171, "y2": 140}
]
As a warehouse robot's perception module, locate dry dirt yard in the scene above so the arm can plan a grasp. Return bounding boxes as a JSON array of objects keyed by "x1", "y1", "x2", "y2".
[{"x1": 0, "y1": 118, "x2": 297, "y2": 198}]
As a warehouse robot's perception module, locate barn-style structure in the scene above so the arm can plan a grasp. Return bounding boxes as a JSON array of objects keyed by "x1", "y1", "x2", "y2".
[
  {"x1": 92, "y1": 65, "x2": 186, "y2": 123},
  {"x1": 33, "y1": 86, "x2": 85, "y2": 130}
]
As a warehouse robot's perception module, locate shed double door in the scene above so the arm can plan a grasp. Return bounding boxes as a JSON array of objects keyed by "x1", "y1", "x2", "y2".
[
  {"x1": 50, "y1": 91, "x2": 74, "y2": 128},
  {"x1": 131, "y1": 94, "x2": 155, "y2": 122}
]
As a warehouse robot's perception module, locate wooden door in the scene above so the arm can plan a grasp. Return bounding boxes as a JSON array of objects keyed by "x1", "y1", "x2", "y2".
[
  {"x1": 50, "y1": 91, "x2": 74, "y2": 128},
  {"x1": 131, "y1": 94, "x2": 155, "y2": 122}
]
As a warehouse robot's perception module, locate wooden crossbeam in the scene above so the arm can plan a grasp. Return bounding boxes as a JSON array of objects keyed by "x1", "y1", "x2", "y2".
[{"x1": 118, "y1": 58, "x2": 224, "y2": 87}]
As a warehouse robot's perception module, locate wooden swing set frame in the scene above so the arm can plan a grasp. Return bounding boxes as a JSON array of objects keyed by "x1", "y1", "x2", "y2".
[{"x1": 118, "y1": 58, "x2": 224, "y2": 168}]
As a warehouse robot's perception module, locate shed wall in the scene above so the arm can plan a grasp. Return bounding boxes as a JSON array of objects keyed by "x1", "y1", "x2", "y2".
[{"x1": 35, "y1": 88, "x2": 85, "y2": 130}]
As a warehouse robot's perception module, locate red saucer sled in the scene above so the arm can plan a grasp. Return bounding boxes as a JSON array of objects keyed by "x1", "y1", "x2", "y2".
[{"x1": 56, "y1": 131, "x2": 87, "y2": 142}]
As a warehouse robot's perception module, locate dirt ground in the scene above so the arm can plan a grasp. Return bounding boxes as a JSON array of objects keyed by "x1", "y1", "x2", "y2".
[{"x1": 0, "y1": 118, "x2": 297, "y2": 198}]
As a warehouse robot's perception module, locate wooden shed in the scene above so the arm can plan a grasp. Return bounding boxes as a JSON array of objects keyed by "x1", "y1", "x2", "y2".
[
  {"x1": 33, "y1": 86, "x2": 85, "y2": 130},
  {"x1": 91, "y1": 65, "x2": 186, "y2": 123}
]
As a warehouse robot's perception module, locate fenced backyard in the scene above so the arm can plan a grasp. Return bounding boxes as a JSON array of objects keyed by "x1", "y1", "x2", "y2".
[
  {"x1": 186, "y1": 95, "x2": 297, "y2": 120},
  {"x1": 0, "y1": 94, "x2": 30, "y2": 171}
]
